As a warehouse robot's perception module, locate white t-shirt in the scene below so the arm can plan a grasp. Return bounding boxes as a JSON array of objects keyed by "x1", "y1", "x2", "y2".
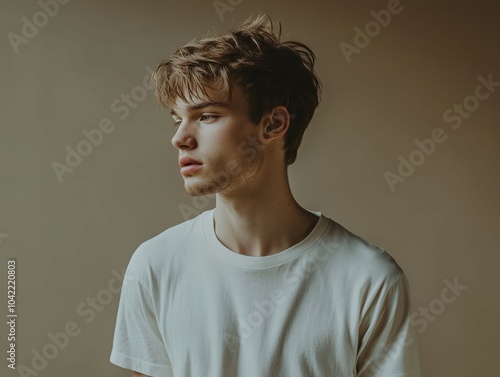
[{"x1": 110, "y1": 208, "x2": 422, "y2": 377}]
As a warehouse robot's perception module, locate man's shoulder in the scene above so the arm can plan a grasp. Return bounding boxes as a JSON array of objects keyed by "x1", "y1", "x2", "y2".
[
  {"x1": 126, "y1": 209, "x2": 209, "y2": 274},
  {"x1": 142, "y1": 210, "x2": 207, "y2": 249},
  {"x1": 320, "y1": 217, "x2": 404, "y2": 284}
]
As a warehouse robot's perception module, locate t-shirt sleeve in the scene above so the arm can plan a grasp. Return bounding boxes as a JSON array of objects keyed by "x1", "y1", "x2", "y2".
[
  {"x1": 356, "y1": 273, "x2": 422, "y2": 377},
  {"x1": 109, "y1": 249, "x2": 173, "y2": 377}
]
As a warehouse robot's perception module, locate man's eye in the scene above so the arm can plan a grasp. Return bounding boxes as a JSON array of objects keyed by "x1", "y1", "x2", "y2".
[
  {"x1": 172, "y1": 120, "x2": 181, "y2": 128},
  {"x1": 200, "y1": 115, "x2": 218, "y2": 122}
]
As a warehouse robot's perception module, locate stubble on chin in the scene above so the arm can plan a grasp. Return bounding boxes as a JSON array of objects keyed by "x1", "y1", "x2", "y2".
[
  {"x1": 184, "y1": 177, "x2": 220, "y2": 196},
  {"x1": 184, "y1": 152, "x2": 263, "y2": 197}
]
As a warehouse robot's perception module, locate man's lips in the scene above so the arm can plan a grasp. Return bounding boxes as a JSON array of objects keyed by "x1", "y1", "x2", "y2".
[
  {"x1": 180, "y1": 163, "x2": 202, "y2": 175},
  {"x1": 179, "y1": 157, "x2": 203, "y2": 167}
]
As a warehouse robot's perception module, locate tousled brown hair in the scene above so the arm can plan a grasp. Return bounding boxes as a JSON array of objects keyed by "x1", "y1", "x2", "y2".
[{"x1": 152, "y1": 13, "x2": 322, "y2": 166}]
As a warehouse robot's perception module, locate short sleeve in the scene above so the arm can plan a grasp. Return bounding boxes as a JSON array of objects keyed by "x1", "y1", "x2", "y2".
[
  {"x1": 356, "y1": 273, "x2": 422, "y2": 377},
  {"x1": 109, "y1": 251, "x2": 173, "y2": 377}
]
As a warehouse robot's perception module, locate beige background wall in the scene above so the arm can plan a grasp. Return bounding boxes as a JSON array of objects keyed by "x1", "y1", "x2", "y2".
[{"x1": 1, "y1": 0, "x2": 499, "y2": 376}]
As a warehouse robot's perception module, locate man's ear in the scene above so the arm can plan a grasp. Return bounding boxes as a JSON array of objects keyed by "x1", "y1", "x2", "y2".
[{"x1": 261, "y1": 106, "x2": 290, "y2": 141}]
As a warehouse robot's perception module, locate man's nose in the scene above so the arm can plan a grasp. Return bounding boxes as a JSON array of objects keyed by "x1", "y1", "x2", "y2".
[{"x1": 171, "y1": 120, "x2": 197, "y2": 150}]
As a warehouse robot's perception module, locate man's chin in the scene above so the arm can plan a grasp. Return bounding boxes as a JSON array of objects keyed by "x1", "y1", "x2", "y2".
[
  {"x1": 185, "y1": 189, "x2": 209, "y2": 197},
  {"x1": 184, "y1": 182, "x2": 219, "y2": 197}
]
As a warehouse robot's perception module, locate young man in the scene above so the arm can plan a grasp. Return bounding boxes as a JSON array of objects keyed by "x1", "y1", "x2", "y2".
[{"x1": 109, "y1": 13, "x2": 422, "y2": 377}]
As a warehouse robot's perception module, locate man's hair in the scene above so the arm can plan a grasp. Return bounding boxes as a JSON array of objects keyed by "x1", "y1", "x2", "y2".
[{"x1": 152, "y1": 13, "x2": 322, "y2": 166}]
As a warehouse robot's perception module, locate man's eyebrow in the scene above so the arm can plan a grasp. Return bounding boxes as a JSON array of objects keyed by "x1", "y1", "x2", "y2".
[{"x1": 170, "y1": 101, "x2": 230, "y2": 116}]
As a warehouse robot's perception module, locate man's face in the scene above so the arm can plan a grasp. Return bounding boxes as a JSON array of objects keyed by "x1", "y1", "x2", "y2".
[{"x1": 170, "y1": 84, "x2": 267, "y2": 197}]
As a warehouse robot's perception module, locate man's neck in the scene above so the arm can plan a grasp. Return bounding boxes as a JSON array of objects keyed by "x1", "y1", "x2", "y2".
[{"x1": 212, "y1": 189, "x2": 319, "y2": 257}]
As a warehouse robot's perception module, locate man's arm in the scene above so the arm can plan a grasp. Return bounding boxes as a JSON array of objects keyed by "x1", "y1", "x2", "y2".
[
  {"x1": 109, "y1": 245, "x2": 173, "y2": 376},
  {"x1": 356, "y1": 273, "x2": 422, "y2": 376}
]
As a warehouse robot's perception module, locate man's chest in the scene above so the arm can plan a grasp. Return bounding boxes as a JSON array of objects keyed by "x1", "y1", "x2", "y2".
[{"x1": 155, "y1": 262, "x2": 359, "y2": 376}]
